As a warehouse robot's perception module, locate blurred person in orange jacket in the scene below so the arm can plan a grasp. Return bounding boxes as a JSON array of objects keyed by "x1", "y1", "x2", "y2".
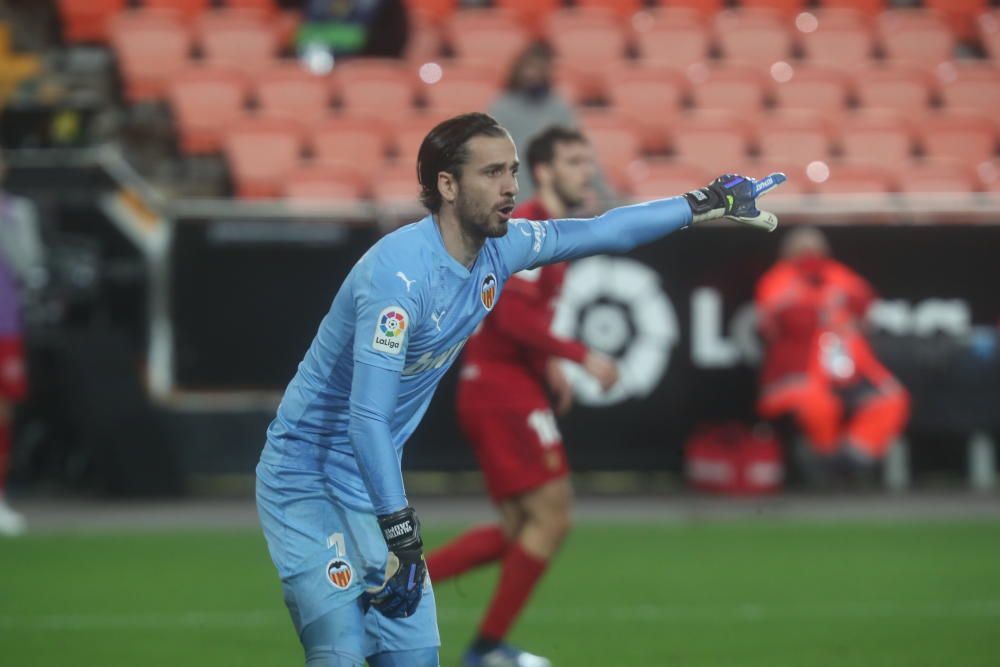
[{"x1": 755, "y1": 228, "x2": 909, "y2": 482}]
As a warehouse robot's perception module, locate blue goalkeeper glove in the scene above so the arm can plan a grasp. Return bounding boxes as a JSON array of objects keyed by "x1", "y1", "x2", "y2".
[
  {"x1": 363, "y1": 507, "x2": 427, "y2": 618},
  {"x1": 684, "y1": 172, "x2": 786, "y2": 231}
]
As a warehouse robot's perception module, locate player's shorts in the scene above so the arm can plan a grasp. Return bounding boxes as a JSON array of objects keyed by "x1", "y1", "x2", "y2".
[
  {"x1": 255, "y1": 462, "x2": 440, "y2": 657},
  {"x1": 457, "y1": 398, "x2": 570, "y2": 503},
  {"x1": 0, "y1": 336, "x2": 27, "y2": 402}
]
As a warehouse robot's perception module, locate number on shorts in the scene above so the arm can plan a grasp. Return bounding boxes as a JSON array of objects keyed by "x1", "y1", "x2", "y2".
[
  {"x1": 326, "y1": 532, "x2": 346, "y2": 557},
  {"x1": 527, "y1": 409, "x2": 560, "y2": 447}
]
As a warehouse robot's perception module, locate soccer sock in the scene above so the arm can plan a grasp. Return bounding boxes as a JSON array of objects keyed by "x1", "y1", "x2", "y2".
[
  {"x1": 426, "y1": 524, "x2": 507, "y2": 582},
  {"x1": 0, "y1": 420, "x2": 10, "y2": 494},
  {"x1": 477, "y1": 542, "x2": 548, "y2": 644}
]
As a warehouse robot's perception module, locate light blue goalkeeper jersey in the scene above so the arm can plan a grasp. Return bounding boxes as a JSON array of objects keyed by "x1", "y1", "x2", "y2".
[{"x1": 259, "y1": 198, "x2": 693, "y2": 515}]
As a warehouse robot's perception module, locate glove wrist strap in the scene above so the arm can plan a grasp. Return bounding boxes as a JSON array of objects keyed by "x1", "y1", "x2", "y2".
[
  {"x1": 683, "y1": 186, "x2": 726, "y2": 223},
  {"x1": 378, "y1": 507, "x2": 423, "y2": 551}
]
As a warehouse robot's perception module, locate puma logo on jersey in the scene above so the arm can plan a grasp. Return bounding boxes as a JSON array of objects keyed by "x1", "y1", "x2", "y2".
[
  {"x1": 395, "y1": 272, "x2": 416, "y2": 292},
  {"x1": 431, "y1": 310, "x2": 446, "y2": 332}
]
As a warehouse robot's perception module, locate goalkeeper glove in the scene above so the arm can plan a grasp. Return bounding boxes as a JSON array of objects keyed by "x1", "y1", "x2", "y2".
[
  {"x1": 363, "y1": 507, "x2": 427, "y2": 618},
  {"x1": 684, "y1": 172, "x2": 786, "y2": 231}
]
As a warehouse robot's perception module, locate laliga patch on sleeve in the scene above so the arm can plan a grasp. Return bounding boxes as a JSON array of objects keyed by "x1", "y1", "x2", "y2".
[{"x1": 373, "y1": 306, "x2": 409, "y2": 355}]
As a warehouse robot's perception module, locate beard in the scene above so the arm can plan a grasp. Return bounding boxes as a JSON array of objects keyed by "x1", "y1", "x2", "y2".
[
  {"x1": 456, "y1": 190, "x2": 509, "y2": 239},
  {"x1": 553, "y1": 179, "x2": 586, "y2": 210}
]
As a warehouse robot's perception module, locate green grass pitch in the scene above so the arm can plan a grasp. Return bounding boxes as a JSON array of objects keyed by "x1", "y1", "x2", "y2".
[{"x1": 2, "y1": 520, "x2": 999, "y2": 666}]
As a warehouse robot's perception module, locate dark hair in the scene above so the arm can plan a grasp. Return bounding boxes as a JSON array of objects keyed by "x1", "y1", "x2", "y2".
[
  {"x1": 525, "y1": 126, "x2": 587, "y2": 186},
  {"x1": 417, "y1": 112, "x2": 508, "y2": 212},
  {"x1": 505, "y1": 41, "x2": 554, "y2": 92}
]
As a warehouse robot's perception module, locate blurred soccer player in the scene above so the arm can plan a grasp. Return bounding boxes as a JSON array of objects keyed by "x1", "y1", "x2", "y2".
[
  {"x1": 756, "y1": 228, "x2": 910, "y2": 483},
  {"x1": 255, "y1": 111, "x2": 784, "y2": 667},
  {"x1": 426, "y1": 126, "x2": 617, "y2": 667}
]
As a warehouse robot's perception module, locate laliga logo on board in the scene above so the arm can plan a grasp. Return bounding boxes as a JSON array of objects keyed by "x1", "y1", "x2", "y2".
[
  {"x1": 326, "y1": 558, "x2": 353, "y2": 589},
  {"x1": 372, "y1": 306, "x2": 409, "y2": 355}
]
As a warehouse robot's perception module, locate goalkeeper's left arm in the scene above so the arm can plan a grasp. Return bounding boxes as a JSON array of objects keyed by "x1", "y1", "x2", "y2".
[{"x1": 499, "y1": 172, "x2": 786, "y2": 274}]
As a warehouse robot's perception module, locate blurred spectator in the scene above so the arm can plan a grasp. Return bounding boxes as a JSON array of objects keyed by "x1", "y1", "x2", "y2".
[
  {"x1": 0, "y1": 149, "x2": 45, "y2": 535},
  {"x1": 755, "y1": 228, "x2": 910, "y2": 485},
  {"x1": 488, "y1": 43, "x2": 581, "y2": 202},
  {"x1": 298, "y1": 0, "x2": 408, "y2": 66}
]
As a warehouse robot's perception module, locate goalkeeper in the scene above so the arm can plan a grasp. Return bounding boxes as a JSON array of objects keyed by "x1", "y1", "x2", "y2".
[{"x1": 255, "y1": 112, "x2": 785, "y2": 667}]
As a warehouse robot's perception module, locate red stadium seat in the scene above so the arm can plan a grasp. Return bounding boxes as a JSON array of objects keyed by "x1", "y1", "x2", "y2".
[
  {"x1": 578, "y1": 111, "x2": 643, "y2": 190},
  {"x1": 421, "y1": 64, "x2": 501, "y2": 113},
  {"x1": 493, "y1": 0, "x2": 562, "y2": 32},
  {"x1": 405, "y1": 0, "x2": 459, "y2": 23},
  {"x1": 671, "y1": 111, "x2": 751, "y2": 173},
  {"x1": 653, "y1": 0, "x2": 724, "y2": 20},
  {"x1": 334, "y1": 59, "x2": 416, "y2": 123},
  {"x1": 546, "y1": 10, "x2": 628, "y2": 71},
  {"x1": 878, "y1": 10, "x2": 955, "y2": 67},
  {"x1": 223, "y1": 0, "x2": 277, "y2": 14},
  {"x1": 895, "y1": 159, "x2": 978, "y2": 194},
  {"x1": 574, "y1": 0, "x2": 642, "y2": 20},
  {"x1": 109, "y1": 12, "x2": 192, "y2": 102},
  {"x1": 310, "y1": 117, "x2": 388, "y2": 181},
  {"x1": 372, "y1": 163, "x2": 423, "y2": 208},
  {"x1": 447, "y1": 10, "x2": 528, "y2": 67},
  {"x1": 853, "y1": 63, "x2": 932, "y2": 117},
  {"x1": 837, "y1": 110, "x2": 915, "y2": 170},
  {"x1": 980, "y1": 11, "x2": 1000, "y2": 63},
  {"x1": 925, "y1": 0, "x2": 986, "y2": 42},
  {"x1": 817, "y1": 0, "x2": 885, "y2": 20},
  {"x1": 689, "y1": 64, "x2": 767, "y2": 117},
  {"x1": 224, "y1": 117, "x2": 303, "y2": 199},
  {"x1": 977, "y1": 158, "x2": 1000, "y2": 192},
  {"x1": 739, "y1": 0, "x2": 807, "y2": 20},
  {"x1": 143, "y1": 0, "x2": 210, "y2": 24},
  {"x1": 168, "y1": 66, "x2": 248, "y2": 154},
  {"x1": 771, "y1": 64, "x2": 849, "y2": 119},
  {"x1": 756, "y1": 111, "x2": 833, "y2": 167},
  {"x1": 811, "y1": 161, "x2": 894, "y2": 197},
  {"x1": 919, "y1": 112, "x2": 998, "y2": 164},
  {"x1": 253, "y1": 64, "x2": 331, "y2": 130},
  {"x1": 404, "y1": 9, "x2": 443, "y2": 63},
  {"x1": 283, "y1": 163, "x2": 368, "y2": 203},
  {"x1": 715, "y1": 11, "x2": 794, "y2": 65},
  {"x1": 625, "y1": 160, "x2": 710, "y2": 199},
  {"x1": 605, "y1": 64, "x2": 687, "y2": 151},
  {"x1": 198, "y1": 19, "x2": 279, "y2": 75},
  {"x1": 936, "y1": 62, "x2": 1000, "y2": 121},
  {"x1": 58, "y1": 0, "x2": 126, "y2": 44},
  {"x1": 634, "y1": 9, "x2": 711, "y2": 67},
  {"x1": 392, "y1": 113, "x2": 453, "y2": 167},
  {"x1": 800, "y1": 23, "x2": 875, "y2": 69}
]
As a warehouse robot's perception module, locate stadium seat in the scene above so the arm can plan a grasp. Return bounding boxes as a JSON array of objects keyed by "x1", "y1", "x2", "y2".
[
  {"x1": 224, "y1": 117, "x2": 303, "y2": 199},
  {"x1": 578, "y1": 111, "x2": 643, "y2": 190},
  {"x1": 574, "y1": 0, "x2": 642, "y2": 20},
  {"x1": 837, "y1": 110, "x2": 915, "y2": 170},
  {"x1": 625, "y1": 160, "x2": 710, "y2": 199},
  {"x1": 421, "y1": 63, "x2": 501, "y2": 113},
  {"x1": 404, "y1": 9, "x2": 443, "y2": 63},
  {"x1": 756, "y1": 111, "x2": 833, "y2": 167},
  {"x1": 143, "y1": 0, "x2": 210, "y2": 24},
  {"x1": 405, "y1": 0, "x2": 459, "y2": 23},
  {"x1": 333, "y1": 59, "x2": 416, "y2": 123},
  {"x1": 310, "y1": 117, "x2": 388, "y2": 180},
  {"x1": 816, "y1": 0, "x2": 885, "y2": 20},
  {"x1": 168, "y1": 66, "x2": 248, "y2": 154},
  {"x1": 878, "y1": 10, "x2": 955, "y2": 67},
  {"x1": 493, "y1": 0, "x2": 562, "y2": 32},
  {"x1": 977, "y1": 158, "x2": 1000, "y2": 192},
  {"x1": 936, "y1": 62, "x2": 1000, "y2": 122},
  {"x1": 671, "y1": 111, "x2": 752, "y2": 173},
  {"x1": 392, "y1": 113, "x2": 453, "y2": 167},
  {"x1": 283, "y1": 163, "x2": 368, "y2": 203},
  {"x1": 895, "y1": 159, "x2": 978, "y2": 194},
  {"x1": 810, "y1": 161, "x2": 894, "y2": 197},
  {"x1": 446, "y1": 10, "x2": 527, "y2": 66},
  {"x1": 198, "y1": 18, "x2": 279, "y2": 75},
  {"x1": 853, "y1": 63, "x2": 932, "y2": 117},
  {"x1": 771, "y1": 64, "x2": 849, "y2": 119},
  {"x1": 715, "y1": 11, "x2": 794, "y2": 65},
  {"x1": 110, "y1": 12, "x2": 192, "y2": 102},
  {"x1": 634, "y1": 9, "x2": 711, "y2": 67},
  {"x1": 919, "y1": 112, "x2": 998, "y2": 164},
  {"x1": 606, "y1": 64, "x2": 687, "y2": 152},
  {"x1": 653, "y1": 0, "x2": 723, "y2": 20},
  {"x1": 689, "y1": 64, "x2": 767, "y2": 118},
  {"x1": 924, "y1": 0, "x2": 986, "y2": 42},
  {"x1": 223, "y1": 0, "x2": 277, "y2": 14},
  {"x1": 980, "y1": 11, "x2": 1000, "y2": 63},
  {"x1": 372, "y1": 162, "x2": 423, "y2": 208},
  {"x1": 546, "y1": 10, "x2": 628, "y2": 72},
  {"x1": 253, "y1": 64, "x2": 332, "y2": 130},
  {"x1": 57, "y1": 0, "x2": 126, "y2": 44},
  {"x1": 738, "y1": 0, "x2": 807, "y2": 20},
  {"x1": 800, "y1": 23, "x2": 875, "y2": 69}
]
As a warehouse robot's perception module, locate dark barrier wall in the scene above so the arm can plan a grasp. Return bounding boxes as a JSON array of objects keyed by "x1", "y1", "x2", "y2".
[{"x1": 169, "y1": 221, "x2": 1000, "y2": 471}]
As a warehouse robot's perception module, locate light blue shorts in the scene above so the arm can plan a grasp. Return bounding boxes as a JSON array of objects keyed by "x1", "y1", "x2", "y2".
[{"x1": 256, "y1": 462, "x2": 440, "y2": 660}]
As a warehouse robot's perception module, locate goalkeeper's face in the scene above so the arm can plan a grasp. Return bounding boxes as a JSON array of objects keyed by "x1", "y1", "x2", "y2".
[{"x1": 454, "y1": 134, "x2": 520, "y2": 239}]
